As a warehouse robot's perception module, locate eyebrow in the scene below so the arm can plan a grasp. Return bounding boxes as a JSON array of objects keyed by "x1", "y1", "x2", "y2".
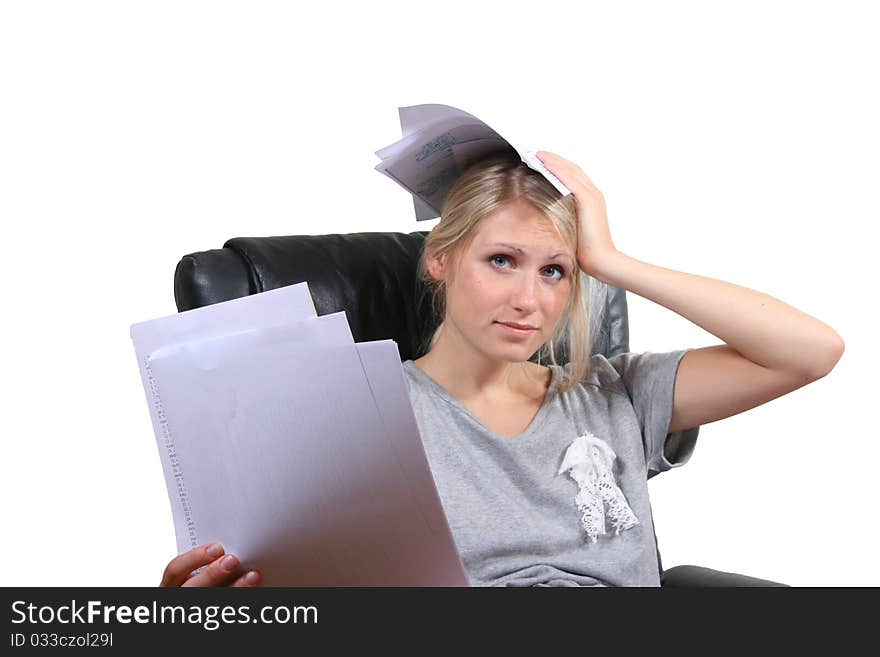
[{"x1": 485, "y1": 242, "x2": 572, "y2": 263}]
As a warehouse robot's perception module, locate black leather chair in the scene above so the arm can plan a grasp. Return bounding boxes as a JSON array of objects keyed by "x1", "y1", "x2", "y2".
[{"x1": 174, "y1": 230, "x2": 790, "y2": 587}]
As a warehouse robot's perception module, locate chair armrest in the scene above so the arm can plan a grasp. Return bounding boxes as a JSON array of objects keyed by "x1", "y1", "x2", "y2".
[{"x1": 661, "y1": 565, "x2": 790, "y2": 587}]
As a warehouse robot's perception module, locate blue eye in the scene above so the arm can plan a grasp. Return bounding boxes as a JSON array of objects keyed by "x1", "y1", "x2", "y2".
[
  {"x1": 489, "y1": 255, "x2": 566, "y2": 281},
  {"x1": 544, "y1": 265, "x2": 565, "y2": 280}
]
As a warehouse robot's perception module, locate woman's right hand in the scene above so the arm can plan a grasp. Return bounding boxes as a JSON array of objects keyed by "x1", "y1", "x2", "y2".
[{"x1": 160, "y1": 542, "x2": 262, "y2": 587}]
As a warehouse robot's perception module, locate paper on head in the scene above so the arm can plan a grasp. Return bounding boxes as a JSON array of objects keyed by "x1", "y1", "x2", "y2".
[{"x1": 373, "y1": 103, "x2": 572, "y2": 221}]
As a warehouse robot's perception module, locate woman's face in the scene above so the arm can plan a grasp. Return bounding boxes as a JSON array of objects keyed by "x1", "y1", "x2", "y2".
[{"x1": 430, "y1": 200, "x2": 576, "y2": 363}]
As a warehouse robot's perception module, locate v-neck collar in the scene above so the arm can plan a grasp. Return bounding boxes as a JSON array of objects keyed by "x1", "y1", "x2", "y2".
[{"x1": 403, "y1": 359, "x2": 561, "y2": 442}]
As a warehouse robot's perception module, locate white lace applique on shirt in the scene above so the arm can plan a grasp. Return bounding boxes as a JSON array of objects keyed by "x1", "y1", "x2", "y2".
[{"x1": 557, "y1": 432, "x2": 640, "y2": 543}]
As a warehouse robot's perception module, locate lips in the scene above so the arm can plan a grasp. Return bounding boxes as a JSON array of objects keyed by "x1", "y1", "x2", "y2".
[{"x1": 497, "y1": 321, "x2": 537, "y2": 330}]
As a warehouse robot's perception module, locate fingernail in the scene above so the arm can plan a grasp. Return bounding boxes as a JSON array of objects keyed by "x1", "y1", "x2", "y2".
[
  {"x1": 206, "y1": 542, "x2": 224, "y2": 558},
  {"x1": 221, "y1": 554, "x2": 239, "y2": 571},
  {"x1": 245, "y1": 571, "x2": 260, "y2": 585}
]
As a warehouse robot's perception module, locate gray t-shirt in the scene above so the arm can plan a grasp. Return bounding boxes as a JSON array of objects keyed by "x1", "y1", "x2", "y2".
[{"x1": 401, "y1": 349, "x2": 700, "y2": 587}]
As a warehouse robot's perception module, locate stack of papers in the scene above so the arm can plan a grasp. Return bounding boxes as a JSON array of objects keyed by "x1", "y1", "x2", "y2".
[
  {"x1": 374, "y1": 103, "x2": 571, "y2": 221},
  {"x1": 130, "y1": 282, "x2": 470, "y2": 586}
]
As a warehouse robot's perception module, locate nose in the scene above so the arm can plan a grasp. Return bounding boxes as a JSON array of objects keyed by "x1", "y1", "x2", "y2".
[{"x1": 510, "y1": 272, "x2": 538, "y2": 314}]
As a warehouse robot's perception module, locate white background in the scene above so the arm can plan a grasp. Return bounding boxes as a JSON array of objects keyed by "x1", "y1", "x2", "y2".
[{"x1": 1, "y1": 0, "x2": 875, "y2": 587}]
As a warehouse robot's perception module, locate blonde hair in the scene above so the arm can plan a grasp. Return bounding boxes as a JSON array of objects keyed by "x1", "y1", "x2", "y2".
[{"x1": 416, "y1": 150, "x2": 603, "y2": 392}]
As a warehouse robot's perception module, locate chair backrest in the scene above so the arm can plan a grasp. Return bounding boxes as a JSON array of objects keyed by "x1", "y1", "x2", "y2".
[{"x1": 173, "y1": 231, "x2": 668, "y2": 574}]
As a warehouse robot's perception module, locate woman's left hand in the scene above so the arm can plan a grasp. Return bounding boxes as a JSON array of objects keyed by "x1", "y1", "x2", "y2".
[{"x1": 535, "y1": 150, "x2": 619, "y2": 277}]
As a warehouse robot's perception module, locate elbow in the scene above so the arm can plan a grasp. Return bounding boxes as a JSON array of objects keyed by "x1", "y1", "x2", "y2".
[{"x1": 810, "y1": 335, "x2": 845, "y2": 379}]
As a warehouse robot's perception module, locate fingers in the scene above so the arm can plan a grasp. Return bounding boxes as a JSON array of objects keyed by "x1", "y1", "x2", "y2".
[
  {"x1": 181, "y1": 552, "x2": 246, "y2": 587},
  {"x1": 536, "y1": 151, "x2": 598, "y2": 190},
  {"x1": 230, "y1": 569, "x2": 262, "y2": 587},
  {"x1": 161, "y1": 542, "x2": 261, "y2": 587},
  {"x1": 160, "y1": 542, "x2": 226, "y2": 587}
]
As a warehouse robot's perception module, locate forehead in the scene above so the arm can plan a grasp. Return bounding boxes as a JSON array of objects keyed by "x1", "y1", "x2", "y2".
[{"x1": 471, "y1": 202, "x2": 569, "y2": 254}]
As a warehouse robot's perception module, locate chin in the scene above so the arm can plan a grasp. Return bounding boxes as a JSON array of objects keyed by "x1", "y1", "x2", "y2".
[{"x1": 487, "y1": 341, "x2": 537, "y2": 362}]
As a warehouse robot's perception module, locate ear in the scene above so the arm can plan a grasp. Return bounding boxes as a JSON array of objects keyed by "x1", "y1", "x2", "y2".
[{"x1": 425, "y1": 249, "x2": 448, "y2": 281}]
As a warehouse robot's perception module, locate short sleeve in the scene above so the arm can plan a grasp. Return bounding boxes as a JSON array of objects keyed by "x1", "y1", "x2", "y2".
[{"x1": 606, "y1": 349, "x2": 700, "y2": 480}]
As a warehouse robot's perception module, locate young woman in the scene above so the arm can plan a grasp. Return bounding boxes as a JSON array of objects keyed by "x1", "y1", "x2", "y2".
[{"x1": 159, "y1": 150, "x2": 844, "y2": 587}]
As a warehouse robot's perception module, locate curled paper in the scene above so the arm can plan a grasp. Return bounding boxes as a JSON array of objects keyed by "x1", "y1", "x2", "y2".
[
  {"x1": 557, "y1": 432, "x2": 640, "y2": 543},
  {"x1": 374, "y1": 103, "x2": 573, "y2": 221}
]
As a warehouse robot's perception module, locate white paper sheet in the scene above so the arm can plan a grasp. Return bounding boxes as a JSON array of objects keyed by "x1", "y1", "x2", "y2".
[
  {"x1": 130, "y1": 284, "x2": 469, "y2": 586},
  {"x1": 130, "y1": 281, "x2": 317, "y2": 358}
]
